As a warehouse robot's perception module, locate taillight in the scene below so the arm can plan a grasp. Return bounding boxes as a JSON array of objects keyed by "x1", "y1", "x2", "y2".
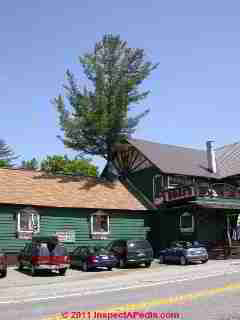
[{"x1": 88, "y1": 256, "x2": 98, "y2": 263}]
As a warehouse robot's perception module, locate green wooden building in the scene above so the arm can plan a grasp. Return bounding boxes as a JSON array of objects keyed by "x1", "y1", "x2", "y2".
[
  {"x1": 107, "y1": 138, "x2": 240, "y2": 259},
  {"x1": 0, "y1": 168, "x2": 150, "y2": 264}
]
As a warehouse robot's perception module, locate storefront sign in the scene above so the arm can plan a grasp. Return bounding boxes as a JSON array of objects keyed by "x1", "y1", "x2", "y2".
[
  {"x1": 56, "y1": 230, "x2": 76, "y2": 243},
  {"x1": 17, "y1": 232, "x2": 33, "y2": 240}
]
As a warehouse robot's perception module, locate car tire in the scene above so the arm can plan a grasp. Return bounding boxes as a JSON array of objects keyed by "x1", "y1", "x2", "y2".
[
  {"x1": 0, "y1": 269, "x2": 7, "y2": 278},
  {"x1": 145, "y1": 261, "x2": 151, "y2": 268},
  {"x1": 202, "y1": 259, "x2": 208, "y2": 264},
  {"x1": 180, "y1": 256, "x2": 188, "y2": 266},
  {"x1": 107, "y1": 267, "x2": 112, "y2": 271},
  {"x1": 59, "y1": 268, "x2": 67, "y2": 276},
  {"x1": 159, "y1": 255, "x2": 165, "y2": 264},
  {"x1": 82, "y1": 262, "x2": 89, "y2": 272},
  {"x1": 119, "y1": 258, "x2": 126, "y2": 269}
]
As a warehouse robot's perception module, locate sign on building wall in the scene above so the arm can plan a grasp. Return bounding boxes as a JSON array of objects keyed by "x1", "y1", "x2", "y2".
[
  {"x1": 56, "y1": 230, "x2": 76, "y2": 243},
  {"x1": 17, "y1": 232, "x2": 34, "y2": 240}
]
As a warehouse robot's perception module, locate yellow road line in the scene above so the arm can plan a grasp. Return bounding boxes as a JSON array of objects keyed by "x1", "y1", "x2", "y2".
[{"x1": 43, "y1": 281, "x2": 240, "y2": 320}]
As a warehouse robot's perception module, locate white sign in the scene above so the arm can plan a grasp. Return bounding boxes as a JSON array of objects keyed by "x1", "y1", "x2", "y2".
[{"x1": 56, "y1": 230, "x2": 76, "y2": 243}]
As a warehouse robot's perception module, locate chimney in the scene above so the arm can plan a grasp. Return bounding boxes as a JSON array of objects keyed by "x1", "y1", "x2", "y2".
[{"x1": 206, "y1": 140, "x2": 217, "y2": 173}]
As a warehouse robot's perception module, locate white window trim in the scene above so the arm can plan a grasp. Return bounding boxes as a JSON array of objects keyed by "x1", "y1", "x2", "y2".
[
  {"x1": 17, "y1": 210, "x2": 40, "y2": 233},
  {"x1": 90, "y1": 212, "x2": 110, "y2": 235},
  {"x1": 180, "y1": 212, "x2": 194, "y2": 233}
]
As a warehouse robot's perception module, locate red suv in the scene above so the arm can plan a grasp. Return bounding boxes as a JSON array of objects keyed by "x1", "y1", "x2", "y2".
[
  {"x1": 18, "y1": 236, "x2": 70, "y2": 276},
  {"x1": 0, "y1": 248, "x2": 7, "y2": 278}
]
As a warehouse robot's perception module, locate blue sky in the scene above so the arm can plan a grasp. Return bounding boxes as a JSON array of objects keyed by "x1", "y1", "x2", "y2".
[{"x1": 1, "y1": 1, "x2": 240, "y2": 171}]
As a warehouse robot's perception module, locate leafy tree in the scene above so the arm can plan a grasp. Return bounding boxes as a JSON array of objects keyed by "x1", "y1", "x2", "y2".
[
  {"x1": 40, "y1": 155, "x2": 99, "y2": 177},
  {"x1": 21, "y1": 158, "x2": 39, "y2": 170},
  {"x1": 54, "y1": 34, "x2": 158, "y2": 166},
  {"x1": 0, "y1": 159, "x2": 11, "y2": 168},
  {"x1": 0, "y1": 139, "x2": 17, "y2": 167}
]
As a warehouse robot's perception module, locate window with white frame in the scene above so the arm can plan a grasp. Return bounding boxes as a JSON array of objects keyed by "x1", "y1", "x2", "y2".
[
  {"x1": 179, "y1": 212, "x2": 194, "y2": 233},
  {"x1": 90, "y1": 211, "x2": 109, "y2": 234},
  {"x1": 17, "y1": 208, "x2": 40, "y2": 233}
]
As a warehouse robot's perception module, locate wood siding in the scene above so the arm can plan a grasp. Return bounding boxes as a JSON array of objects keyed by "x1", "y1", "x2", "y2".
[{"x1": 0, "y1": 205, "x2": 150, "y2": 263}]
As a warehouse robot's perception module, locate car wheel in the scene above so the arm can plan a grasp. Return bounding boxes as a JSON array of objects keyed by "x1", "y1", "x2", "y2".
[
  {"x1": 119, "y1": 258, "x2": 126, "y2": 268},
  {"x1": 145, "y1": 261, "x2": 151, "y2": 268},
  {"x1": 0, "y1": 269, "x2": 7, "y2": 278},
  {"x1": 82, "y1": 262, "x2": 89, "y2": 272},
  {"x1": 59, "y1": 268, "x2": 67, "y2": 276},
  {"x1": 202, "y1": 259, "x2": 208, "y2": 264},
  {"x1": 107, "y1": 267, "x2": 112, "y2": 271},
  {"x1": 180, "y1": 256, "x2": 187, "y2": 266},
  {"x1": 159, "y1": 255, "x2": 165, "y2": 264},
  {"x1": 31, "y1": 265, "x2": 36, "y2": 276}
]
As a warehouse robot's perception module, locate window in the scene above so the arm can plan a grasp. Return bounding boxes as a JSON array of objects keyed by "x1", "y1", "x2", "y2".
[
  {"x1": 17, "y1": 208, "x2": 40, "y2": 233},
  {"x1": 90, "y1": 211, "x2": 109, "y2": 234},
  {"x1": 168, "y1": 175, "x2": 195, "y2": 189},
  {"x1": 180, "y1": 212, "x2": 194, "y2": 233}
]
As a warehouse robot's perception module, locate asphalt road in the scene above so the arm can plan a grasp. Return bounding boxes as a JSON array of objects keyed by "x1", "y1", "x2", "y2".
[{"x1": 1, "y1": 260, "x2": 240, "y2": 320}]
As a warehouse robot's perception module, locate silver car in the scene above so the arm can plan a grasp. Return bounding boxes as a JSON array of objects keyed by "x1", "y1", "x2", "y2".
[{"x1": 159, "y1": 241, "x2": 208, "y2": 265}]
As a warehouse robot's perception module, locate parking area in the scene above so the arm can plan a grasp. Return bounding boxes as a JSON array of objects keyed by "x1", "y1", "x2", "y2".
[{"x1": 1, "y1": 259, "x2": 240, "y2": 290}]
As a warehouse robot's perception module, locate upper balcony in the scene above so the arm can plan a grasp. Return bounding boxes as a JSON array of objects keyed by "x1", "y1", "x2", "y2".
[{"x1": 153, "y1": 182, "x2": 240, "y2": 207}]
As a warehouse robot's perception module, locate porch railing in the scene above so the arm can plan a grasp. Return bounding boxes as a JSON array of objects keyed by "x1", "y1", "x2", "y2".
[{"x1": 154, "y1": 182, "x2": 240, "y2": 206}]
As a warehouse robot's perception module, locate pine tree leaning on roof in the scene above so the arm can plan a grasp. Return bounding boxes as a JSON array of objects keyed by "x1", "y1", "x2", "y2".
[{"x1": 53, "y1": 34, "x2": 158, "y2": 177}]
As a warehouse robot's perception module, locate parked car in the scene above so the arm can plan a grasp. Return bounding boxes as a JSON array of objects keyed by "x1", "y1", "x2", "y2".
[
  {"x1": 158, "y1": 241, "x2": 208, "y2": 265},
  {"x1": 0, "y1": 248, "x2": 7, "y2": 278},
  {"x1": 70, "y1": 246, "x2": 117, "y2": 271},
  {"x1": 107, "y1": 239, "x2": 154, "y2": 268},
  {"x1": 18, "y1": 236, "x2": 70, "y2": 276}
]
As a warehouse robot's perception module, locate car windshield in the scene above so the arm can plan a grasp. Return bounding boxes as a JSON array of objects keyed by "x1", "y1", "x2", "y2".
[
  {"x1": 94, "y1": 247, "x2": 109, "y2": 254},
  {"x1": 127, "y1": 240, "x2": 151, "y2": 250},
  {"x1": 171, "y1": 241, "x2": 203, "y2": 249}
]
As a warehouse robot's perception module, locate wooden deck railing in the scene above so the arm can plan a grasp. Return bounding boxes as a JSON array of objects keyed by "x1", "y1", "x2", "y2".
[{"x1": 154, "y1": 182, "x2": 240, "y2": 206}]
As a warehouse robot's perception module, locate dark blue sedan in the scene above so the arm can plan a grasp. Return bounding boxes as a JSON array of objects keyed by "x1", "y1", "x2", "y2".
[
  {"x1": 158, "y1": 241, "x2": 208, "y2": 265},
  {"x1": 70, "y1": 246, "x2": 117, "y2": 271}
]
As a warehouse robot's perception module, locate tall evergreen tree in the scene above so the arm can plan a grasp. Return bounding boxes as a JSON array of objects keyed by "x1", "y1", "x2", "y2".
[
  {"x1": 54, "y1": 34, "x2": 158, "y2": 166},
  {"x1": 0, "y1": 139, "x2": 17, "y2": 167}
]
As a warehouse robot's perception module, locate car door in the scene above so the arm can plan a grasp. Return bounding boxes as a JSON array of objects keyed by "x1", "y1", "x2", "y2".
[
  {"x1": 166, "y1": 246, "x2": 177, "y2": 262},
  {"x1": 175, "y1": 247, "x2": 184, "y2": 262}
]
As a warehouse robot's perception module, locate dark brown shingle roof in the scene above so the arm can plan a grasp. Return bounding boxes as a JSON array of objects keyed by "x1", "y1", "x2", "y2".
[
  {"x1": 128, "y1": 138, "x2": 240, "y2": 179},
  {"x1": 0, "y1": 169, "x2": 146, "y2": 210}
]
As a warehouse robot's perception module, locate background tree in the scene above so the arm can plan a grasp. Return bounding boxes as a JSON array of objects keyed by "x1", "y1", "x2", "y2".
[
  {"x1": 0, "y1": 139, "x2": 17, "y2": 167},
  {"x1": 40, "y1": 155, "x2": 99, "y2": 177},
  {"x1": 54, "y1": 34, "x2": 158, "y2": 168},
  {"x1": 21, "y1": 158, "x2": 38, "y2": 170}
]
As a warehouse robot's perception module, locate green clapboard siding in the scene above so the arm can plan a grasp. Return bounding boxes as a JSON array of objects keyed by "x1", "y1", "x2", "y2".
[{"x1": 0, "y1": 205, "x2": 150, "y2": 255}]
